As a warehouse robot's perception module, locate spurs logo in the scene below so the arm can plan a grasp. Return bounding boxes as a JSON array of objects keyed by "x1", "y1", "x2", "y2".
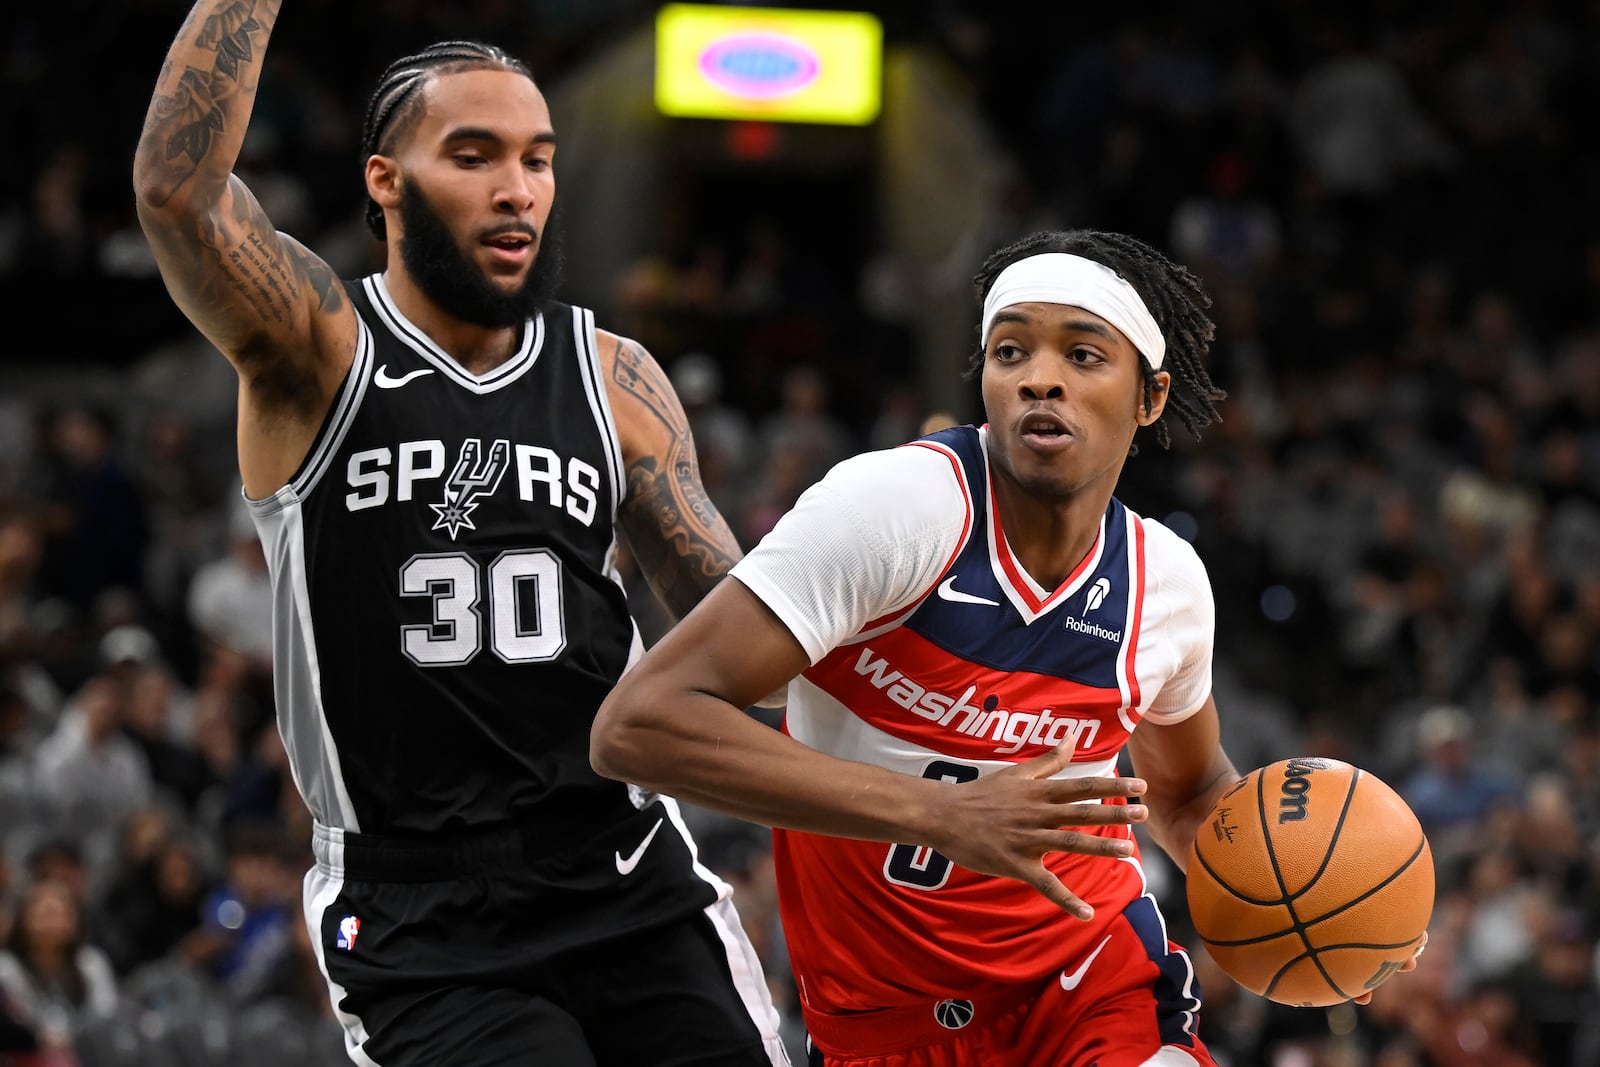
[{"x1": 429, "y1": 439, "x2": 510, "y2": 540}]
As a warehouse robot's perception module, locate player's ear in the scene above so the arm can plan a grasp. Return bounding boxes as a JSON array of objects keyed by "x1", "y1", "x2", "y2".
[
  {"x1": 366, "y1": 155, "x2": 402, "y2": 215},
  {"x1": 1137, "y1": 370, "x2": 1170, "y2": 426}
]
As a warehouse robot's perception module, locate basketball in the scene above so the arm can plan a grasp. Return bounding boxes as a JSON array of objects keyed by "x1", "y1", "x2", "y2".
[{"x1": 1185, "y1": 757, "x2": 1434, "y2": 1007}]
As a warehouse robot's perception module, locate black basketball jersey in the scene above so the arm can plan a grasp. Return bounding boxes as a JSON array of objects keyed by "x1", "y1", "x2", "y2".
[{"x1": 247, "y1": 274, "x2": 646, "y2": 837}]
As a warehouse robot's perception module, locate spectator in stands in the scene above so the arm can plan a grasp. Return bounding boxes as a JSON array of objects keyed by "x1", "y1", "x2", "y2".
[
  {"x1": 19, "y1": 844, "x2": 87, "y2": 918},
  {"x1": 1168, "y1": 152, "x2": 1281, "y2": 283},
  {"x1": 183, "y1": 821, "x2": 296, "y2": 1005},
  {"x1": 1399, "y1": 704, "x2": 1519, "y2": 847},
  {"x1": 0, "y1": 880, "x2": 118, "y2": 1053},
  {"x1": 31, "y1": 676, "x2": 151, "y2": 847},
  {"x1": 25, "y1": 406, "x2": 149, "y2": 614},
  {"x1": 669, "y1": 351, "x2": 754, "y2": 516},
  {"x1": 185, "y1": 499, "x2": 273, "y2": 669},
  {"x1": 0, "y1": 684, "x2": 39, "y2": 844},
  {"x1": 119, "y1": 665, "x2": 211, "y2": 812},
  {"x1": 99, "y1": 810, "x2": 208, "y2": 976}
]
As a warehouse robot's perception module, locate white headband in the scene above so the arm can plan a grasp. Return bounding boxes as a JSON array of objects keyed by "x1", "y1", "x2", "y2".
[{"x1": 981, "y1": 252, "x2": 1166, "y2": 368}]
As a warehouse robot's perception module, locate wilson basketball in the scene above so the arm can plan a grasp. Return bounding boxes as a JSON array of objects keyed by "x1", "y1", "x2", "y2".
[{"x1": 1185, "y1": 757, "x2": 1433, "y2": 1007}]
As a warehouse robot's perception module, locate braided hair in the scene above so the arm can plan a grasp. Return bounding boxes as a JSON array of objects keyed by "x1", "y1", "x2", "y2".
[
  {"x1": 359, "y1": 41, "x2": 535, "y2": 239},
  {"x1": 966, "y1": 229, "x2": 1225, "y2": 448}
]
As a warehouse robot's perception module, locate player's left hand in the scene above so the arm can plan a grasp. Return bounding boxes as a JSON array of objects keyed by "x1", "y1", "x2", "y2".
[
  {"x1": 920, "y1": 741, "x2": 1149, "y2": 919},
  {"x1": 1351, "y1": 931, "x2": 1427, "y2": 1005}
]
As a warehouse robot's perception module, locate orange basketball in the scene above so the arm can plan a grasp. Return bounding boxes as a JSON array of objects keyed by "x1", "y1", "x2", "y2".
[{"x1": 1185, "y1": 757, "x2": 1434, "y2": 1007}]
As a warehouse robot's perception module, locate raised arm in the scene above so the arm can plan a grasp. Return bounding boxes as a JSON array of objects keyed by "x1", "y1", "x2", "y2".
[
  {"x1": 601, "y1": 331, "x2": 743, "y2": 621},
  {"x1": 133, "y1": 0, "x2": 356, "y2": 495}
]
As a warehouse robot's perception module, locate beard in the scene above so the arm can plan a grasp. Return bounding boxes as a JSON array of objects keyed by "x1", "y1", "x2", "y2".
[{"x1": 396, "y1": 182, "x2": 565, "y2": 328}]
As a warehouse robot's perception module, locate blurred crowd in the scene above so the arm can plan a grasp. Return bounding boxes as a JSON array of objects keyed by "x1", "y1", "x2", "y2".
[{"x1": 2, "y1": 1, "x2": 1599, "y2": 1065}]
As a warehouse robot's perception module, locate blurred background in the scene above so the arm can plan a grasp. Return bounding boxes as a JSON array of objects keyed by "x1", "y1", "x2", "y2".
[{"x1": 1, "y1": 1, "x2": 1598, "y2": 1064}]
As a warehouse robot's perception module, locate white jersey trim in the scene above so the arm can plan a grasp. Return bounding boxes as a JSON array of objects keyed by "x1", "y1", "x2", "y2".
[
  {"x1": 570, "y1": 307, "x2": 638, "y2": 662},
  {"x1": 305, "y1": 827, "x2": 382, "y2": 1066},
  {"x1": 1114, "y1": 509, "x2": 1144, "y2": 732},
  {"x1": 1134, "y1": 519, "x2": 1216, "y2": 725},
  {"x1": 650, "y1": 799, "x2": 790, "y2": 1063},
  {"x1": 980, "y1": 428, "x2": 1108, "y2": 623},
  {"x1": 573, "y1": 308, "x2": 626, "y2": 517},
  {"x1": 237, "y1": 313, "x2": 373, "y2": 505},
  {"x1": 361, "y1": 274, "x2": 545, "y2": 394},
  {"x1": 290, "y1": 316, "x2": 374, "y2": 499},
  {"x1": 1144, "y1": 890, "x2": 1202, "y2": 1041}
]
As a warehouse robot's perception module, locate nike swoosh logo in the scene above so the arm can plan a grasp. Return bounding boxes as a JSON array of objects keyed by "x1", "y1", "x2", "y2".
[
  {"x1": 1060, "y1": 934, "x2": 1113, "y2": 991},
  {"x1": 937, "y1": 576, "x2": 1001, "y2": 607},
  {"x1": 615, "y1": 817, "x2": 664, "y2": 876},
  {"x1": 374, "y1": 365, "x2": 435, "y2": 389}
]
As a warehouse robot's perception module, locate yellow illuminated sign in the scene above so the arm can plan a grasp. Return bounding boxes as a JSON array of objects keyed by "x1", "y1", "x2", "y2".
[{"x1": 655, "y1": 4, "x2": 882, "y2": 125}]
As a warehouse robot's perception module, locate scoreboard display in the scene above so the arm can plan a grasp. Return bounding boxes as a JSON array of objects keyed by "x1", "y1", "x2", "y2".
[{"x1": 655, "y1": 4, "x2": 883, "y2": 126}]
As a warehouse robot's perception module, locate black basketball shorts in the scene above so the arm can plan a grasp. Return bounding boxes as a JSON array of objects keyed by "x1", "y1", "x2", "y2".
[{"x1": 304, "y1": 817, "x2": 790, "y2": 1066}]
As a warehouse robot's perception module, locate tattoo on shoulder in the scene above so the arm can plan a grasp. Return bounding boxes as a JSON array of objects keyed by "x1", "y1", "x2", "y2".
[
  {"x1": 155, "y1": 186, "x2": 341, "y2": 340},
  {"x1": 622, "y1": 455, "x2": 738, "y2": 620},
  {"x1": 283, "y1": 241, "x2": 345, "y2": 314},
  {"x1": 611, "y1": 338, "x2": 686, "y2": 436},
  {"x1": 226, "y1": 231, "x2": 291, "y2": 326},
  {"x1": 611, "y1": 336, "x2": 742, "y2": 617}
]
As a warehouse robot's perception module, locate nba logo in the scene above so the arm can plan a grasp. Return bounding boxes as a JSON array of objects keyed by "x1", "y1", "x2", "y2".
[{"x1": 336, "y1": 915, "x2": 361, "y2": 951}]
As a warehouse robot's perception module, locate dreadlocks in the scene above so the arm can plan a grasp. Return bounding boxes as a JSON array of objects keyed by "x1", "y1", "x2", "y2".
[
  {"x1": 967, "y1": 229, "x2": 1225, "y2": 449},
  {"x1": 359, "y1": 41, "x2": 535, "y2": 239}
]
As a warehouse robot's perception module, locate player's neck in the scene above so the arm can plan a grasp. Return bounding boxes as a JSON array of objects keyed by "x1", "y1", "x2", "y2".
[
  {"x1": 990, "y1": 471, "x2": 1115, "y2": 591},
  {"x1": 382, "y1": 268, "x2": 524, "y2": 376}
]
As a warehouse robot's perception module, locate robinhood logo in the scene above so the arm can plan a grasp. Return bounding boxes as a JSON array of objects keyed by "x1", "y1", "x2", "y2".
[
  {"x1": 1084, "y1": 577, "x2": 1112, "y2": 613},
  {"x1": 1064, "y1": 615, "x2": 1122, "y2": 642}
]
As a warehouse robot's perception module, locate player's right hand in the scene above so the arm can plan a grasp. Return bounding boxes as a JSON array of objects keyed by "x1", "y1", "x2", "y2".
[{"x1": 924, "y1": 742, "x2": 1148, "y2": 920}]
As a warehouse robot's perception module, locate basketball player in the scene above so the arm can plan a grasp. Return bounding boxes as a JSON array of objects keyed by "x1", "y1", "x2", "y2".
[
  {"x1": 133, "y1": 4, "x2": 787, "y2": 1065},
  {"x1": 595, "y1": 230, "x2": 1419, "y2": 1066}
]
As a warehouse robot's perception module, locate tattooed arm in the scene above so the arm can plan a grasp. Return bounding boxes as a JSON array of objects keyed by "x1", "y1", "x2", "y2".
[
  {"x1": 601, "y1": 331, "x2": 743, "y2": 622},
  {"x1": 133, "y1": 0, "x2": 355, "y2": 496}
]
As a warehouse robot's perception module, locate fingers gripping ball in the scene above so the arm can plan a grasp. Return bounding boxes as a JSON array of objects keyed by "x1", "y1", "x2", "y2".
[{"x1": 1185, "y1": 758, "x2": 1434, "y2": 1007}]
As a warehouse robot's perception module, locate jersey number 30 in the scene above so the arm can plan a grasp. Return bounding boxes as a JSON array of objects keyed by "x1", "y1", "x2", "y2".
[
  {"x1": 883, "y1": 760, "x2": 979, "y2": 890},
  {"x1": 398, "y1": 549, "x2": 565, "y2": 666}
]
